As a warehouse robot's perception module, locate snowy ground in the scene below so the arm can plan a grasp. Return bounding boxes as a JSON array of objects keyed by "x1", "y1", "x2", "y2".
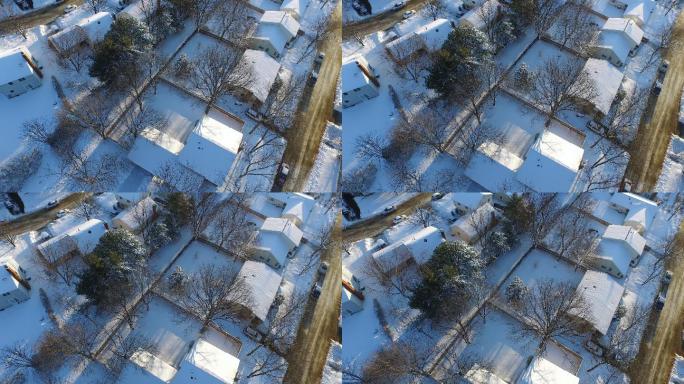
[
  {"x1": 304, "y1": 122, "x2": 341, "y2": 192},
  {"x1": 656, "y1": 135, "x2": 684, "y2": 192}
]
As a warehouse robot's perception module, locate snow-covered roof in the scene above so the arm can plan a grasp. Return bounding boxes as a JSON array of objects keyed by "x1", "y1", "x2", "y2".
[
  {"x1": 234, "y1": 260, "x2": 284, "y2": 322},
  {"x1": 465, "y1": 141, "x2": 523, "y2": 191},
  {"x1": 177, "y1": 112, "x2": 243, "y2": 186},
  {"x1": 67, "y1": 218, "x2": 107, "y2": 254},
  {"x1": 610, "y1": 192, "x2": 658, "y2": 210},
  {"x1": 254, "y1": 11, "x2": 299, "y2": 55},
  {"x1": 571, "y1": 270, "x2": 625, "y2": 335},
  {"x1": 0, "y1": 47, "x2": 36, "y2": 85},
  {"x1": 120, "y1": 0, "x2": 157, "y2": 21},
  {"x1": 671, "y1": 355, "x2": 684, "y2": 383},
  {"x1": 610, "y1": 193, "x2": 657, "y2": 230},
  {"x1": 595, "y1": 18, "x2": 643, "y2": 64},
  {"x1": 121, "y1": 350, "x2": 178, "y2": 383},
  {"x1": 282, "y1": 193, "x2": 315, "y2": 224},
  {"x1": 372, "y1": 226, "x2": 443, "y2": 270},
  {"x1": 37, "y1": 233, "x2": 78, "y2": 261},
  {"x1": 48, "y1": 26, "x2": 88, "y2": 53},
  {"x1": 460, "y1": 0, "x2": 500, "y2": 30},
  {"x1": 128, "y1": 127, "x2": 184, "y2": 176},
  {"x1": 464, "y1": 365, "x2": 507, "y2": 384},
  {"x1": 237, "y1": 49, "x2": 281, "y2": 103},
  {"x1": 172, "y1": 338, "x2": 239, "y2": 384},
  {"x1": 0, "y1": 267, "x2": 22, "y2": 294},
  {"x1": 515, "y1": 130, "x2": 584, "y2": 192},
  {"x1": 623, "y1": 0, "x2": 654, "y2": 26},
  {"x1": 78, "y1": 12, "x2": 114, "y2": 42},
  {"x1": 280, "y1": 0, "x2": 309, "y2": 18},
  {"x1": 386, "y1": 18, "x2": 451, "y2": 60},
  {"x1": 517, "y1": 356, "x2": 579, "y2": 384},
  {"x1": 451, "y1": 193, "x2": 492, "y2": 211},
  {"x1": 259, "y1": 217, "x2": 303, "y2": 248},
  {"x1": 577, "y1": 58, "x2": 624, "y2": 116},
  {"x1": 450, "y1": 203, "x2": 498, "y2": 240},
  {"x1": 342, "y1": 56, "x2": 375, "y2": 93},
  {"x1": 601, "y1": 224, "x2": 646, "y2": 257},
  {"x1": 113, "y1": 196, "x2": 157, "y2": 231}
]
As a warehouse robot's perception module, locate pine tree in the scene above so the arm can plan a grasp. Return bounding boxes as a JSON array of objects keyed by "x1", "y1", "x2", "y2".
[
  {"x1": 514, "y1": 63, "x2": 533, "y2": 91},
  {"x1": 506, "y1": 276, "x2": 527, "y2": 305},
  {"x1": 483, "y1": 231, "x2": 511, "y2": 262},
  {"x1": 146, "y1": 221, "x2": 172, "y2": 250},
  {"x1": 493, "y1": 20, "x2": 516, "y2": 50}
]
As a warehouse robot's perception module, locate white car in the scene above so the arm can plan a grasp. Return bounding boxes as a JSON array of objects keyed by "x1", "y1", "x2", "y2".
[
  {"x1": 63, "y1": 4, "x2": 76, "y2": 13},
  {"x1": 392, "y1": 215, "x2": 407, "y2": 225},
  {"x1": 392, "y1": 1, "x2": 406, "y2": 9},
  {"x1": 319, "y1": 261, "x2": 329, "y2": 276},
  {"x1": 402, "y1": 10, "x2": 415, "y2": 19},
  {"x1": 55, "y1": 209, "x2": 70, "y2": 218}
]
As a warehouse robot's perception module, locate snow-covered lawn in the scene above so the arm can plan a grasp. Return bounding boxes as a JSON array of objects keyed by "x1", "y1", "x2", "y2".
[{"x1": 656, "y1": 135, "x2": 684, "y2": 192}]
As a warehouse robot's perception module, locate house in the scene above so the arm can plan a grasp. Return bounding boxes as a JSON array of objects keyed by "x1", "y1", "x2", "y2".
[
  {"x1": 342, "y1": 266, "x2": 364, "y2": 315},
  {"x1": 464, "y1": 141, "x2": 524, "y2": 191},
  {"x1": 517, "y1": 356, "x2": 580, "y2": 384},
  {"x1": 385, "y1": 18, "x2": 451, "y2": 63},
  {"x1": 459, "y1": 0, "x2": 501, "y2": 30},
  {"x1": 177, "y1": 112, "x2": 243, "y2": 186},
  {"x1": 50, "y1": 12, "x2": 114, "y2": 56},
  {"x1": 451, "y1": 193, "x2": 493, "y2": 215},
  {"x1": 112, "y1": 196, "x2": 159, "y2": 233},
  {"x1": 589, "y1": 18, "x2": 644, "y2": 67},
  {"x1": 280, "y1": 0, "x2": 309, "y2": 20},
  {"x1": 609, "y1": 193, "x2": 657, "y2": 233},
  {"x1": 0, "y1": 261, "x2": 30, "y2": 311},
  {"x1": 573, "y1": 58, "x2": 625, "y2": 119},
  {"x1": 450, "y1": 203, "x2": 498, "y2": 244},
  {"x1": 248, "y1": 11, "x2": 299, "y2": 59},
  {"x1": 281, "y1": 193, "x2": 316, "y2": 227},
  {"x1": 120, "y1": 0, "x2": 157, "y2": 22},
  {"x1": 234, "y1": 49, "x2": 282, "y2": 105},
  {"x1": 515, "y1": 130, "x2": 585, "y2": 192},
  {"x1": 251, "y1": 218, "x2": 303, "y2": 269},
  {"x1": 119, "y1": 350, "x2": 177, "y2": 383},
  {"x1": 612, "y1": 0, "x2": 655, "y2": 27},
  {"x1": 128, "y1": 127, "x2": 185, "y2": 176},
  {"x1": 342, "y1": 56, "x2": 380, "y2": 108},
  {"x1": 371, "y1": 226, "x2": 444, "y2": 273},
  {"x1": 588, "y1": 224, "x2": 646, "y2": 278},
  {"x1": 172, "y1": 338, "x2": 240, "y2": 384},
  {"x1": 36, "y1": 219, "x2": 108, "y2": 263},
  {"x1": 464, "y1": 365, "x2": 507, "y2": 384},
  {"x1": 232, "y1": 260, "x2": 284, "y2": 323},
  {"x1": 0, "y1": 47, "x2": 42, "y2": 98},
  {"x1": 570, "y1": 270, "x2": 625, "y2": 335}
]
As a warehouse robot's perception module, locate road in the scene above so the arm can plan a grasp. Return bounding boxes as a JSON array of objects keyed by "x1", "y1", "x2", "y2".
[
  {"x1": 0, "y1": 0, "x2": 83, "y2": 31},
  {"x1": 623, "y1": 10, "x2": 684, "y2": 192},
  {"x1": 343, "y1": 193, "x2": 432, "y2": 243},
  {"x1": 628, "y1": 222, "x2": 684, "y2": 384},
  {"x1": 0, "y1": 193, "x2": 91, "y2": 236},
  {"x1": 281, "y1": 1, "x2": 341, "y2": 192},
  {"x1": 283, "y1": 214, "x2": 341, "y2": 384},
  {"x1": 342, "y1": 0, "x2": 429, "y2": 40}
]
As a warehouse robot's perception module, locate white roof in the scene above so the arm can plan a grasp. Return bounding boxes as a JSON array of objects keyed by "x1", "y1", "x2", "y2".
[
  {"x1": 516, "y1": 130, "x2": 584, "y2": 192},
  {"x1": 0, "y1": 267, "x2": 22, "y2": 294},
  {"x1": 282, "y1": 193, "x2": 315, "y2": 223},
  {"x1": 280, "y1": 0, "x2": 309, "y2": 17},
  {"x1": 386, "y1": 18, "x2": 451, "y2": 59},
  {"x1": 237, "y1": 49, "x2": 281, "y2": 103},
  {"x1": 571, "y1": 270, "x2": 625, "y2": 334},
  {"x1": 172, "y1": 339, "x2": 239, "y2": 384},
  {"x1": 451, "y1": 203, "x2": 497, "y2": 240},
  {"x1": 610, "y1": 192, "x2": 658, "y2": 209},
  {"x1": 254, "y1": 11, "x2": 299, "y2": 56},
  {"x1": 0, "y1": 47, "x2": 35, "y2": 85},
  {"x1": 602, "y1": 18, "x2": 643, "y2": 46},
  {"x1": 342, "y1": 56, "x2": 374, "y2": 93},
  {"x1": 128, "y1": 127, "x2": 184, "y2": 176},
  {"x1": 595, "y1": 18, "x2": 643, "y2": 64},
  {"x1": 177, "y1": 113, "x2": 243, "y2": 186},
  {"x1": 78, "y1": 12, "x2": 114, "y2": 42},
  {"x1": 121, "y1": 350, "x2": 177, "y2": 383},
  {"x1": 259, "y1": 217, "x2": 303, "y2": 247},
  {"x1": 37, "y1": 234, "x2": 78, "y2": 261},
  {"x1": 624, "y1": 0, "x2": 654, "y2": 25},
  {"x1": 49, "y1": 26, "x2": 88, "y2": 53},
  {"x1": 451, "y1": 193, "x2": 492, "y2": 211},
  {"x1": 235, "y1": 260, "x2": 283, "y2": 321},
  {"x1": 517, "y1": 357, "x2": 579, "y2": 384},
  {"x1": 464, "y1": 366, "x2": 508, "y2": 384},
  {"x1": 120, "y1": 0, "x2": 156, "y2": 21},
  {"x1": 601, "y1": 224, "x2": 646, "y2": 256},
  {"x1": 465, "y1": 141, "x2": 523, "y2": 191},
  {"x1": 113, "y1": 196, "x2": 157, "y2": 231},
  {"x1": 461, "y1": 0, "x2": 500, "y2": 30},
  {"x1": 372, "y1": 226, "x2": 443, "y2": 270},
  {"x1": 577, "y1": 58, "x2": 624, "y2": 116},
  {"x1": 67, "y1": 218, "x2": 107, "y2": 254}
]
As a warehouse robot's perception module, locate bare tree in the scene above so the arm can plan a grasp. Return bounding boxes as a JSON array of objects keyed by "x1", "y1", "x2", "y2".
[
  {"x1": 451, "y1": 122, "x2": 506, "y2": 166},
  {"x1": 297, "y1": 222, "x2": 337, "y2": 275},
  {"x1": 365, "y1": 255, "x2": 417, "y2": 299},
  {"x1": 214, "y1": 0, "x2": 249, "y2": 41},
  {"x1": 552, "y1": 1, "x2": 596, "y2": 50},
  {"x1": 114, "y1": 52, "x2": 160, "y2": 111},
  {"x1": 642, "y1": 24, "x2": 675, "y2": 72},
  {"x1": 245, "y1": 348, "x2": 288, "y2": 380},
  {"x1": 591, "y1": 87, "x2": 647, "y2": 148},
  {"x1": 529, "y1": 57, "x2": 597, "y2": 127},
  {"x1": 297, "y1": 15, "x2": 333, "y2": 64},
  {"x1": 2, "y1": 12, "x2": 28, "y2": 39},
  {"x1": 386, "y1": 38, "x2": 427, "y2": 82},
  {"x1": 532, "y1": 0, "x2": 563, "y2": 35},
  {"x1": 192, "y1": 45, "x2": 252, "y2": 111},
  {"x1": 38, "y1": 248, "x2": 79, "y2": 287},
  {"x1": 549, "y1": 195, "x2": 598, "y2": 267},
  {"x1": 121, "y1": 103, "x2": 168, "y2": 147},
  {"x1": 246, "y1": 290, "x2": 308, "y2": 356},
  {"x1": 53, "y1": 35, "x2": 90, "y2": 73},
  {"x1": 0, "y1": 227, "x2": 18, "y2": 247},
  {"x1": 424, "y1": 0, "x2": 444, "y2": 20},
  {"x1": 355, "y1": 133, "x2": 388, "y2": 163},
  {"x1": 207, "y1": 193, "x2": 255, "y2": 258},
  {"x1": 230, "y1": 128, "x2": 285, "y2": 190},
  {"x1": 261, "y1": 72, "x2": 303, "y2": 129},
  {"x1": 641, "y1": 231, "x2": 683, "y2": 285},
  {"x1": 73, "y1": 198, "x2": 99, "y2": 221},
  {"x1": 514, "y1": 279, "x2": 593, "y2": 355},
  {"x1": 180, "y1": 264, "x2": 251, "y2": 331},
  {"x1": 191, "y1": 0, "x2": 219, "y2": 28},
  {"x1": 21, "y1": 118, "x2": 52, "y2": 146},
  {"x1": 105, "y1": 333, "x2": 157, "y2": 375},
  {"x1": 60, "y1": 151, "x2": 122, "y2": 191},
  {"x1": 527, "y1": 193, "x2": 566, "y2": 247},
  {"x1": 402, "y1": 108, "x2": 451, "y2": 154},
  {"x1": 361, "y1": 340, "x2": 458, "y2": 383},
  {"x1": 66, "y1": 90, "x2": 114, "y2": 138},
  {"x1": 409, "y1": 207, "x2": 434, "y2": 228},
  {"x1": 85, "y1": 0, "x2": 107, "y2": 13}
]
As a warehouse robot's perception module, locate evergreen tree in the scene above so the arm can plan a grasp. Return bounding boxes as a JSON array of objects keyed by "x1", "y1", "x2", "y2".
[
  {"x1": 506, "y1": 276, "x2": 527, "y2": 305},
  {"x1": 90, "y1": 17, "x2": 153, "y2": 84},
  {"x1": 146, "y1": 221, "x2": 172, "y2": 250},
  {"x1": 166, "y1": 192, "x2": 193, "y2": 226},
  {"x1": 493, "y1": 20, "x2": 516, "y2": 50},
  {"x1": 483, "y1": 231, "x2": 511, "y2": 262},
  {"x1": 502, "y1": 194, "x2": 532, "y2": 234},
  {"x1": 514, "y1": 63, "x2": 533, "y2": 91}
]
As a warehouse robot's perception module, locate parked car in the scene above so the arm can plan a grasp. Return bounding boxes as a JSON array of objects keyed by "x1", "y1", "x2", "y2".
[
  {"x1": 383, "y1": 205, "x2": 396, "y2": 214},
  {"x1": 46, "y1": 200, "x2": 58, "y2": 208},
  {"x1": 287, "y1": 246, "x2": 298, "y2": 259},
  {"x1": 63, "y1": 4, "x2": 76, "y2": 13},
  {"x1": 368, "y1": 239, "x2": 387, "y2": 252},
  {"x1": 319, "y1": 261, "x2": 329, "y2": 276},
  {"x1": 55, "y1": 209, "x2": 69, "y2": 218},
  {"x1": 392, "y1": 1, "x2": 406, "y2": 9},
  {"x1": 584, "y1": 339, "x2": 604, "y2": 357},
  {"x1": 243, "y1": 326, "x2": 264, "y2": 342},
  {"x1": 431, "y1": 192, "x2": 444, "y2": 201},
  {"x1": 663, "y1": 270, "x2": 673, "y2": 285},
  {"x1": 314, "y1": 52, "x2": 325, "y2": 65},
  {"x1": 402, "y1": 10, "x2": 415, "y2": 18},
  {"x1": 656, "y1": 292, "x2": 667, "y2": 310},
  {"x1": 392, "y1": 215, "x2": 407, "y2": 225},
  {"x1": 659, "y1": 60, "x2": 669, "y2": 74},
  {"x1": 586, "y1": 120, "x2": 601, "y2": 133},
  {"x1": 246, "y1": 108, "x2": 263, "y2": 121},
  {"x1": 311, "y1": 283, "x2": 322, "y2": 298}
]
